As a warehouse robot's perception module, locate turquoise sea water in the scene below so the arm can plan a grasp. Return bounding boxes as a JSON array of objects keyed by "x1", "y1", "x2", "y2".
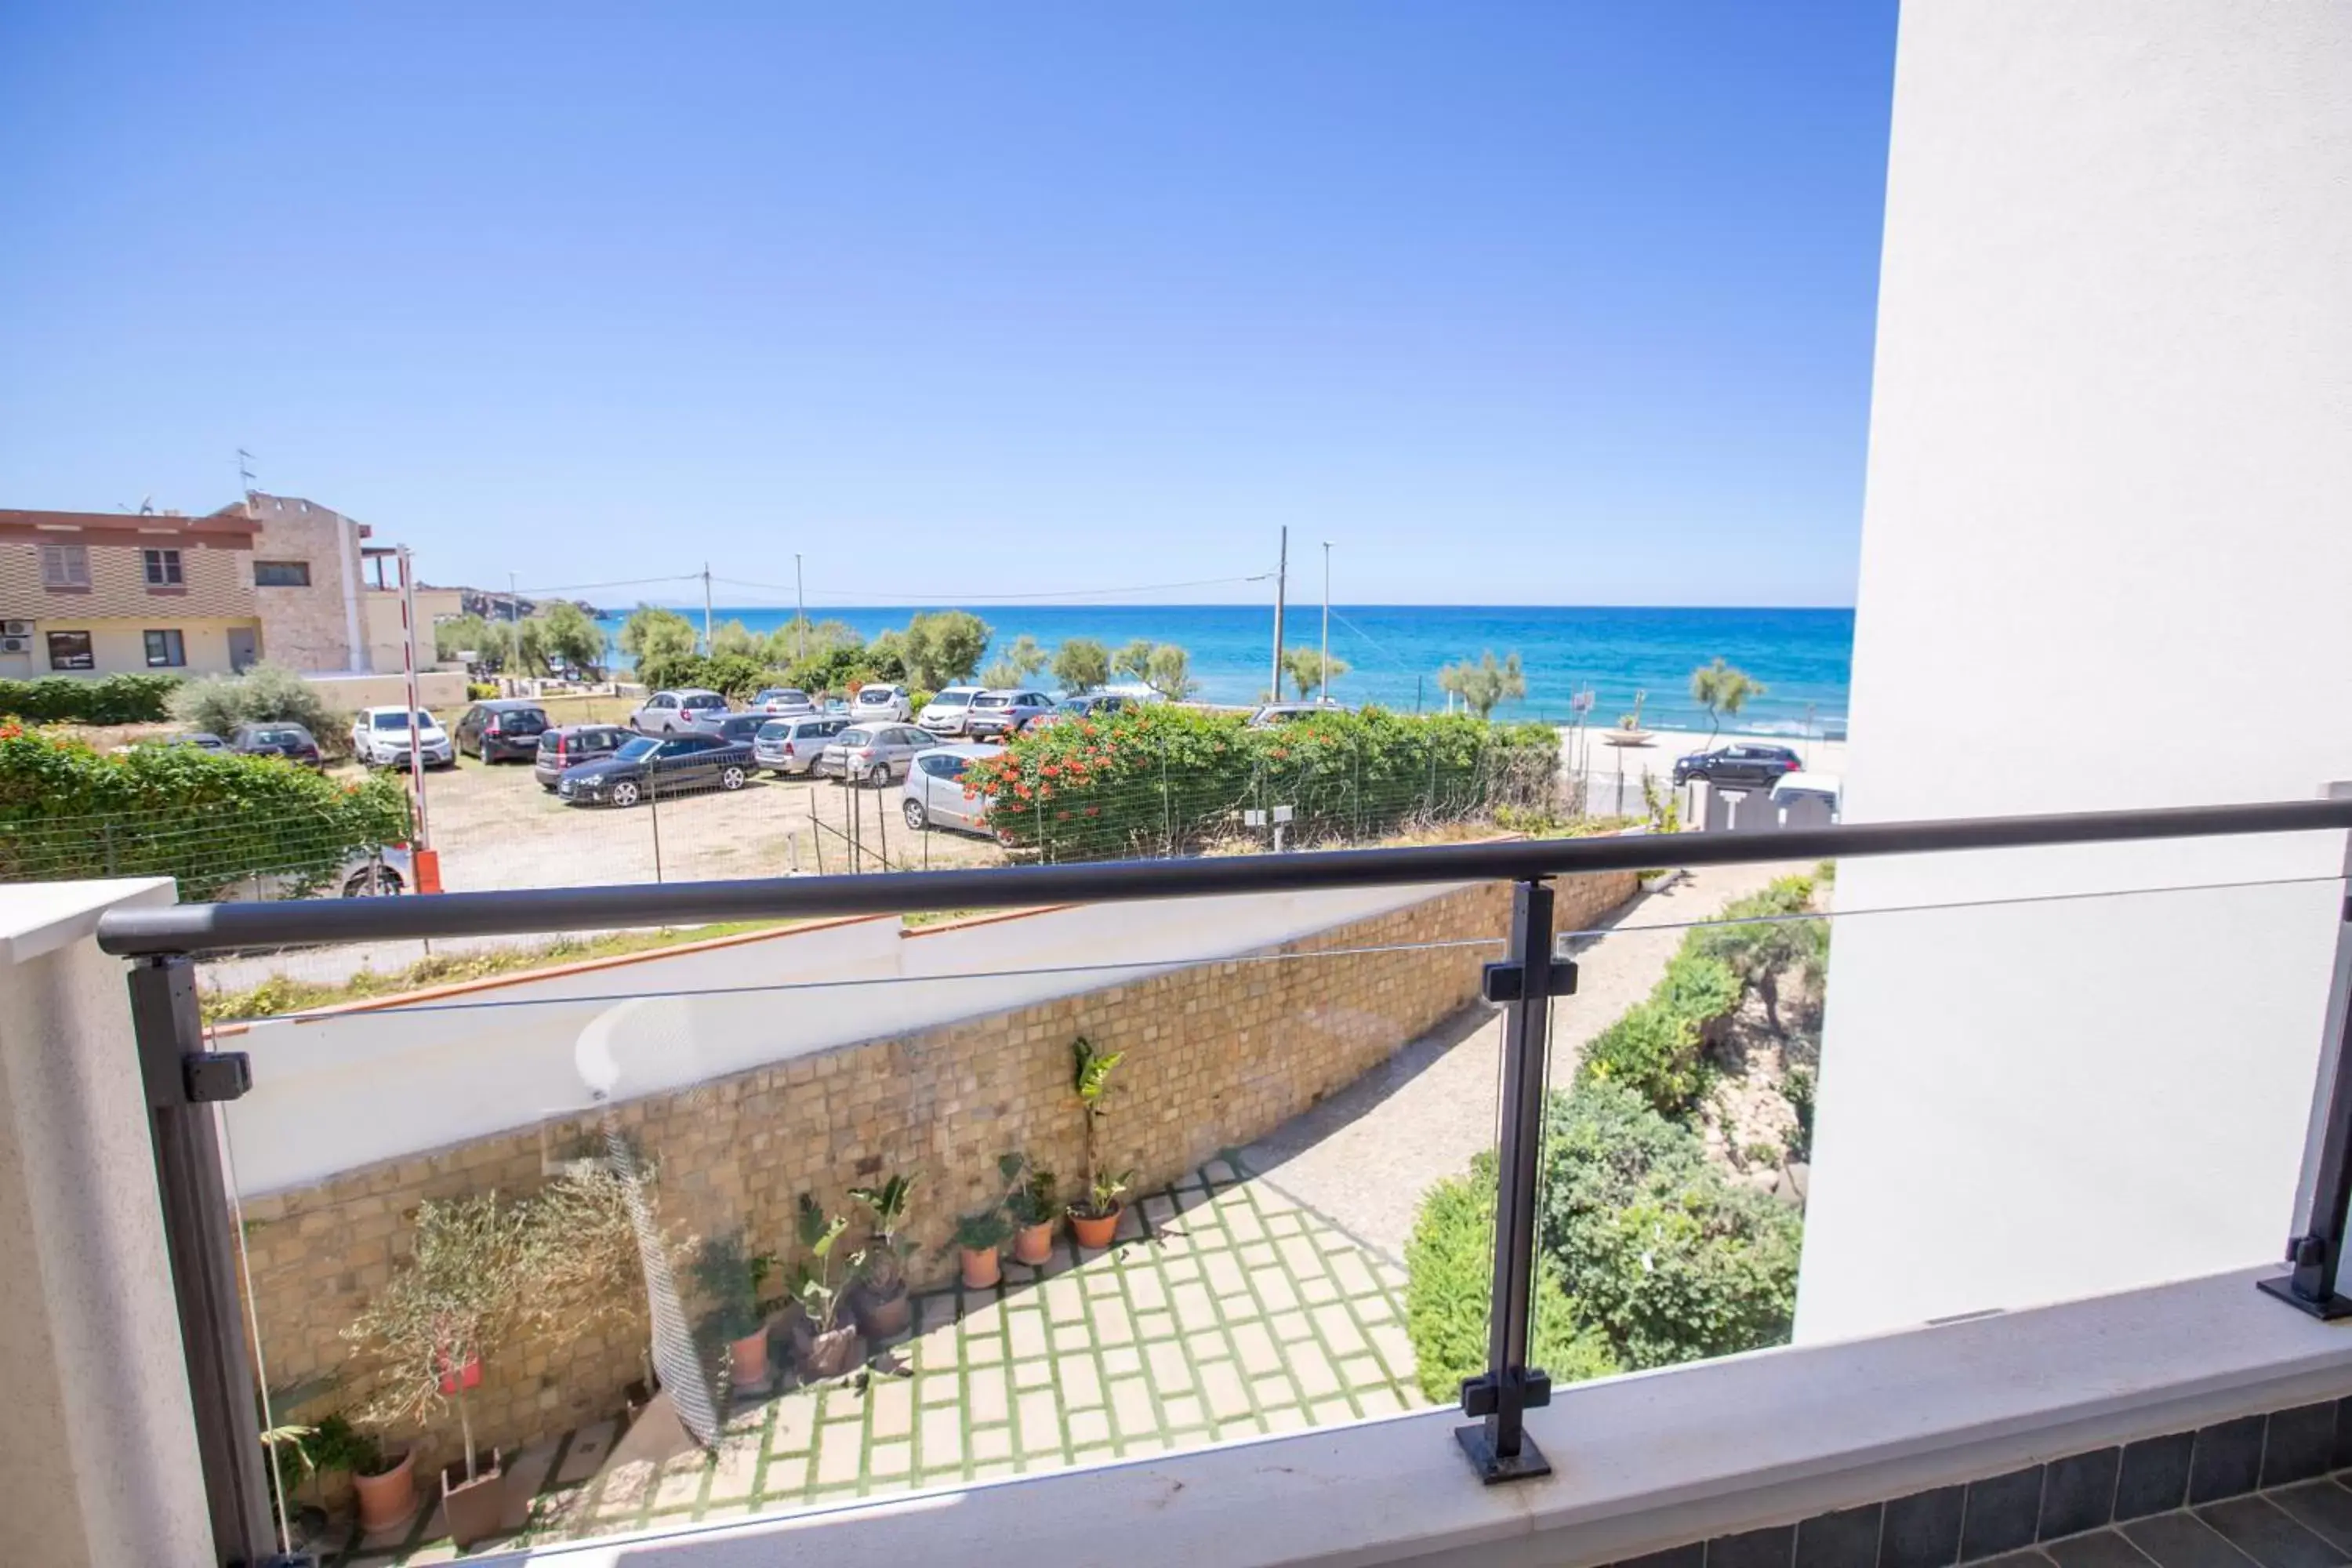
[{"x1": 597, "y1": 604, "x2": 1853, "y2": 735}]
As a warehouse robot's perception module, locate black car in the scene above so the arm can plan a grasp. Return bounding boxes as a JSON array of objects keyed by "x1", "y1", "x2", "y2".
[
  {"x1": 455, "y1": 699, "x2": 552, "y2": 762},
  {"x1": 1671, "y1": 743, "x2": 1803, "y2": 789},
  {"x1": 534, "y1": 724, "x2": 630, "y2": 790},
  {"x1": 226, "y1": 722, "x2": 323, "y2": 768},
  {"x1": 556, "y1": 731, "x2": 753, "y2": 808}
]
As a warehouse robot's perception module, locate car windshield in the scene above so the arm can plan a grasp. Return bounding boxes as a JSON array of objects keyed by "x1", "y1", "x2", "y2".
[
  {"x1": 930, "y1": 691, "x2": 971, "y2": 709},
  {"x1": 973, "y1": 695, "x2": 1008, "y2": 708},
  {"x1": 838, "y1": 728, "x2": 877, "y2": 747},
  {"x1": 252, "y1": 728, "x2": 304, "y2": 745},
  {"x1": 684, "y1": 694, "x2": 724, "y2": 710},
  {"x1": 371, "y1": 711, "x2": 435, "y2": 730},
  {"x1": 857, "y1": 688, "x2": 893, "y2": 702},
  {"x1": 615, "y1": 737, "x2": 659, "y2": 761},
  {"x1": 757, "y1": 720, "x2": 792, "y2": 740},
  {"x1": 501, "y1": 709, "x2": 546, "y2": 729}
]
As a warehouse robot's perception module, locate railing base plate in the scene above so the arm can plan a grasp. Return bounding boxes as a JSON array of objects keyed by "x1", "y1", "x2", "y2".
[
  {"x1": 2257, "y1": 1274, "x2": 2352, "y2": 1319},
  {"x1": 1455, "y1": 1422, "x2": 1552, "y2": 1483}
]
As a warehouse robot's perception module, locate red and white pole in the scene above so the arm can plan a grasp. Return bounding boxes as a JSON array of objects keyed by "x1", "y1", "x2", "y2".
[{"x1": 397, "y1": 546, "x2": 441, "y2": 891}]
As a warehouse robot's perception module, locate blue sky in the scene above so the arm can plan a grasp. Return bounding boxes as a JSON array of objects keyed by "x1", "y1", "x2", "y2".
[{"x1": 0, "y1": 2, "x2": 1897, "y2": 608}]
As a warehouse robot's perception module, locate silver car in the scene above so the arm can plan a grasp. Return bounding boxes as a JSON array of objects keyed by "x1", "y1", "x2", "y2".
[
  {"x1": 916, "y1": 685, "x2": 985, "y2": 736},
  {"x1": 903, "y1": 744, "x2": 1002, "y2": 833},
  {"x1": 749, "y1": 687, "x2": 817, "y2": 717},
  {"x1": 964, "y1": 688, "x2": 1055, "y2": 739},
  {"x1": 815, "y1": 723, "x2": 935, "y2": 786},
  {"x1": 850, "y1": 684, "x2": 913, "y2": 722},
  {"x1": 754, "y1": 714, "x2": 851, "y2": 776},
  {"x1": 630, "y1": 688, "x2": 730, "y2": 734}
]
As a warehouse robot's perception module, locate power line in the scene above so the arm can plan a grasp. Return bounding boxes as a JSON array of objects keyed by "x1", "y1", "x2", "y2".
[{"x1": 713, "y1": 572, "x2": 1273, "y2": 604}]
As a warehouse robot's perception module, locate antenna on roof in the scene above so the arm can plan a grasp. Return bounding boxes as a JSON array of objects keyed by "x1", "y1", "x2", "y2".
[
  {"x1": 137, "y1": 495, "x2": 154, "y2": 516},
  {"x1": 236, "y1": 448, "x2": 257, "y2": 515}
]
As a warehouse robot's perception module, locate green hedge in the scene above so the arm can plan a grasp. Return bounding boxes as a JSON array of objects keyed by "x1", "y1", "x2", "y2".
[
  {"x1": 0, "y1": 724, "x2": 413, "y2": 899},
  {"x1": 0, "y1": 673, "x2": 180, "y2": 724},
  {"x1": 961, "y1": 705, "x2": 1562, "y2": 860},
  {"x1": 1538, "y1": 1081, "x2": 1802, "y2": 1370},
  {"x1": 1404, "y1": 1152, "x2": 1618, "y2": 1402}
]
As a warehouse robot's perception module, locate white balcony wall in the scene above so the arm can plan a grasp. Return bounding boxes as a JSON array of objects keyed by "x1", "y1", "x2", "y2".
[{"x1": 1799, "y1": 1, "x2": 2352, "y2": 1341}]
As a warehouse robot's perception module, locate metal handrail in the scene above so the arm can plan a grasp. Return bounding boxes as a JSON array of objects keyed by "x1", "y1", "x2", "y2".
[{"x1": 93, "y1": 796, "x2": 2352, "y2": 956}]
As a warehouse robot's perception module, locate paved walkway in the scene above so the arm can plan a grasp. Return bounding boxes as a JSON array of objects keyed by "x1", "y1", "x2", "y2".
[
  {"x1": 332, "y1": 1158, "x2": 1421, "y2": 1564},
  {"x1": 1239, "y1": 862, "x2": 1809, "y2": 1262}
]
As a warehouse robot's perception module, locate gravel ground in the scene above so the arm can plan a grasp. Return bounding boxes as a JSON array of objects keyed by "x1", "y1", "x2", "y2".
[{"x1": 1236, "y1": 859, "x2": 1811, "y2": 1266}]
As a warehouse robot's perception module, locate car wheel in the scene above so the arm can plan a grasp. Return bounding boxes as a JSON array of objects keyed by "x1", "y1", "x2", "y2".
[
  {"x1": 868, "y1": 762, "x2": 892, "y2": 787},
  {"x1": 342, "y1": 865, "x2": 404, "y2": 898},
  {"x1": 719, "y1": 765, "x2": 747, "y2": 791},
  {"x1": 904, "y1": 798, "x2": 927, "y2": 829},
  {"x1": 610, "y1": 779, "x2": 641, "y2": 808}
]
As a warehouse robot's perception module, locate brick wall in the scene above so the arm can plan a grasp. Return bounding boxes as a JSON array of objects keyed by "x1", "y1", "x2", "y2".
[
  {"x1": 249, "y1": 494, "x2": 364, "y2": 672},
  {"x1": 242, "y1": 871, "x2": 1635, "y2": 1466}
]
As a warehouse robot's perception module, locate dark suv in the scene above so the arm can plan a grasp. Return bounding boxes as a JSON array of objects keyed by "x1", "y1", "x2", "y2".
[
  {"x1": 534, "y1": 724, "x2": 629, "y2": 790},
  {"x1": 1671, "y1": 743, "x2": 1803, "y2": 789},
  {"x1": 456, "y1": 699, "x2": 551, "y2": 762}
]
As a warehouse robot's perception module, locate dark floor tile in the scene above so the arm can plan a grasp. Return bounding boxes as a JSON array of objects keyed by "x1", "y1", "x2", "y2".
[
  {"x1": 2272, "y1": 1482, "x2": 2352, "y2": 1553},
  {"x1": 2190, "y1": 1417, "x2": 2270, "y2": 1505},
  {"x1": 1883, "y1": 1488, "x2": 1969, "y2": 1568},
  {"x1": 1711, "y1": 1526, "x2": 1797, "y2": 1568},
  {"x1": 2044, "y1": 1530, "x2": 2160, "y2": 1568},
  {"x1": 2118, "y1": 1436, "x2": 2198, "y2": 1521},
  {"x1": 1965, "y1": 1468, "x2": 2049, "y2": 1562},
  {"x1": 1798, "y1": 1504, "x2": 1885, "y2": 1568},
  {"x1": 2334, "y1": 1400, "x2": 2352, "y2": 1474},
  {"x1": 1974, "y1": 1555, "x2": 2056, "y2": 1568},
  {"x1": 2194, "y1": 1497, "x2": 2345, "y2": 1568},
  {"x1": 2122, "y1": 1512, "x2": 2263, "y2": 1568},
  {"x1": 1623, "y1": 1546, "x2": 1706, "y2": 1568},
  {"x1": 2267, "y1": 1406, "x2": 2341, "y2": 1490},
  {"x1": 2042, "y1": 1450, "x2": 2123, "y2": 1540}
]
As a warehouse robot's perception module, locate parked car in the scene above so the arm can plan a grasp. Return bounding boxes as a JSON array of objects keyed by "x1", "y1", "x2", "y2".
[
  {"x1": 749, "y1": 687, "x2": 817, "y2": 717},
  {"x1": 916, "y1": 686, "x2": 986, "y2": 737},
  {"x1": 454, "y1": 699, "x2": 551, "y2": 762},
  {"x1": 754, "y1": 714, "x2": 851, "y2": 776},
  {"x1": 351, "y1": 706, "x2": 456, "y2": 769},
  {"x1": 630, "y1": 688, "x2": 731, "y2": 735},
  {"x1": 1248, "y1": 702, "x2": 1347, "y2": 727},
  {"x1": 534, "y1": 724, "x2": 630, "y2": 789},
  {"x1": 337, "y1": 844, "x2": 414, "y2": 898},
  {"x1": 557, "y1": 732, "x2": 752, "y2": 807},
  {"x1": 1671, "y1": 743, "x2": 1804, "y2": 789},
  {"x1": 850, "y1": 684, "x2": 913, "y2": 722},
  {"x1": 964, "y1": 689, "x2": 1055, "y2": 739},
  {"x1": 815, "y1": 723, "x2": 935, "y2": 785},
  {"x1": 902, "y1": 744, "x2": 1002, "y2": 833},
  {"x1": 226, "y1": 722, "x2": 323, "y2": 768},
  {"x1": 1027, "y1": 693, "x2": 1134, "y2": 731},
  {"x1": 706, "y1": 713, "x2": 771, "y2": 747},
  {"x1": 1770, "y1": 771, "x2": 1842, "y2": 821}
]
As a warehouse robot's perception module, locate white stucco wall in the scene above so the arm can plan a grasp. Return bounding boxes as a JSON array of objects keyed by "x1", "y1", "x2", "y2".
[{"x1": 1797, "y1": 2, "x2": 2352, "y2": 1341}]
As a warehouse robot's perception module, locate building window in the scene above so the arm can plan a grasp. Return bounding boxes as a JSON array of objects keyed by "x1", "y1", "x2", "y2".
[
  {"x1": 39, "y1": 543, "x2": 90, "y2": 587},
  {"x1": 143, "y1": 548, "x2": 184, "y2": 586},
  {"x1": 143, "y1": 630, "x2": 187, "y2": 668},
  {"x1": 47, "y1": 631, "x2": 94, "y2": 671},
  {"x1": 253, "y1": 560, "x2": 312, "y2": 587}
]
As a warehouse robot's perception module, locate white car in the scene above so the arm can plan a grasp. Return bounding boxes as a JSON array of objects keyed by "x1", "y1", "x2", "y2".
[
  {"x1": 851, "y1": 683, "x2": 913, "y2": 723},
  {"x1": 902, "y1": 744, "x2": 1002, "y2": 834},
  {"x1": 1770, "y1": 771, "x2": 1842, "y2": 822},
  {"x1": 351, "y1": 706, "x2": 456, "y2": 769},
  {"x1": 916, "y1": 685, "x2": 985, "y2": 736},
  {"x1": 749, "y1": 687, "x2": 817, "y2": 717}
]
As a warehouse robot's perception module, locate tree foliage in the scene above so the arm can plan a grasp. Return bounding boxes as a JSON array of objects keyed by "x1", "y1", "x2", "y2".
[
  {"x1": 897, "y1": 610, "x2": 993, "y2": 689},
  {"x1": 1281, "y1": 646, "x2": 1349, "y2": 701},
  {"x1": 708, "y1": 619, "x2": 763, "y2": 660},
  {"x1": 1436, "y1": 650, "x2": 1527, "y2": 718},
  {"x1": 1690, "y1": 657, "x2": 1766, "y2": 739},
  {"x1": 1145, "y1": 644, "x2": 1196, "y2": 700},
  {"x1": 170, "y1": 662, "x2": 343, "y2": 742},
  {"x1": 618, "y1": 606, "x2": 698, "y2": 666},
  {"x1": 981, "y1": 633, "x2": 1047, "y2": 689},
  {"x1": 1112, "y1": 639, "x2": 1155, "y2": 683},
  {"x1": 0, "y1": 673, "x2": 180, "y2": 724},
  {"x1": 535, "y1": 602, "x2": 607, "y2": 673},
  {"x1": 434, "y1": 615, "x2": 513, "y2": 672},
  {"x1": 1051, "y1": 636, "x2": 1111, "y2": 694}
]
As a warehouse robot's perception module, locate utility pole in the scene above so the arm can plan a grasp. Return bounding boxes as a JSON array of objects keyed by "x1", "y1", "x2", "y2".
[
  {"x1": 795, "y1": 553, "x2": 806, "y2": 663},
  {"x1": 1269, "y1": 526, "x2": 1288, "y2": 704},
  {"x1": 1319, "y1": 539, "x2": 1333, "y2": 706},
  {"x1": 702, "y1": 563, "x2": 714, "y2": 655},
  {"x1": 508, "y1": 572, "x2": 519, "y2": 626}
]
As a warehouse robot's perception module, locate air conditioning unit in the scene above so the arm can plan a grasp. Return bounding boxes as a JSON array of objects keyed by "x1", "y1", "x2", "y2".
[
  {"x1": 1, "y1": 620, "x2": 31, "y2": 637},
  {"x1": 0, "y1": 637, "x2": 30, "y2": 654}
]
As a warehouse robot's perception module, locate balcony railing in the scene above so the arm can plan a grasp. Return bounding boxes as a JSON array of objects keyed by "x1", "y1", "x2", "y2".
[{"x1": 88, "y1": 796, "x2": 2352, "y2": 1566}]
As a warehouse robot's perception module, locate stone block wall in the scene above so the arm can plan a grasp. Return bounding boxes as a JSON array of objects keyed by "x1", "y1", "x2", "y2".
[{"x1": 241, "y1": 870, "x2": 1636, "y2": 1468}]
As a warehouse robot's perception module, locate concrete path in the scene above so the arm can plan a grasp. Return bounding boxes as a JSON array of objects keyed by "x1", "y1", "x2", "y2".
[{"x1": 1238, "y1": 859, "x2": 1809, "y2": 1265}]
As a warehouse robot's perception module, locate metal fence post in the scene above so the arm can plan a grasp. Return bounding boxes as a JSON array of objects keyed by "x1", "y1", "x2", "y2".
[
  {"x1": 2261, "y1": 831, "x2": 2352, "y2": 1319},
  {"x1": 127, "y1": 956, "x2": 278, "y2": 1565},
  {"x1": 1458, "y1": 879, "x2": 1571, "y2": 1481}
]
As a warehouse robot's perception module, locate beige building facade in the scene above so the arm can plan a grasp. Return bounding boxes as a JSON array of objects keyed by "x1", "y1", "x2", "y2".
[{"x1": 0, "y1": 509, "x2": 264, "y2": 680}]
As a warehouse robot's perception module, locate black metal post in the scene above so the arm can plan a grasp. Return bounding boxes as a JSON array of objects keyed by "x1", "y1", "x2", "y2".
[
  {"x1": 2261, "y1": 891, "x2": 2352, "y2": 1319},
  {"x1": 128, "y1": 956, "x2": 278, "y2": 1566},
  {"x1": 1457, "y1": 879, "x2": 1572, "y2": 1481}
]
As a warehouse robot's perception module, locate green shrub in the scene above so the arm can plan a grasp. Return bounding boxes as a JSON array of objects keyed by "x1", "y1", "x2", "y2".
[
  {"x1": 0, "y1": 724, "x2": 413, "y2": 898},
  {"x1": 635, "y1": 651, "x2": 776, "y2": 699},
  {"x1": 1578, "y1": 996, "x2": 1711, "y2": 1118},
  {"x1": 1404, "y1": 1152, "x2": 1617, "y2": 1402},
  {"x1": 0, "y1": 673, "x2": 180, "y2": 724},
  {"x1": 1684, "y1": 875, "x2": 1828, "y2": 1033},
  {"x1": 1539, "y1": 1081, "x2": 1802, "y2": 1370},
  {"x1": 169, "y1": 662, "x2": 343, "y2": 745}
]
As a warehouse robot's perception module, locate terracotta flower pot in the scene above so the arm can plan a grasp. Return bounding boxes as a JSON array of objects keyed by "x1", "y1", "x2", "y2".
[
  {"x1": 1013, "y1": 1218, "x2": 1055, "y2": 1265},
  {"x1": 960, "y1": 1245, "x2": 1001, "y2": 1291},
  {"x1": 730, "y1": 1323, "x2": 771, "y2": 1391},
  {"x1": 854, "y1": 1282, "x2": 912, "y2": 1341},
  {"x1": 1069, "y1": 1204, "x2": 1121, "y2": 1250},
  {"x1": 352, "y1": 1448, "x2": 419, "y2": 1534},
  {"x1": 791, "y1": 1317, "x2": 862, "y2": 1381},
  {"x1": 440, "y1": 1450, "x2": 504, "y2": 1550}
]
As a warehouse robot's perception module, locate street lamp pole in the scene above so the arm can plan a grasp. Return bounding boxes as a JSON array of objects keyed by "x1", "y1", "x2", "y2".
[{"x1": 1320, "y1": 540, "x2": 1333, "y2": 705}]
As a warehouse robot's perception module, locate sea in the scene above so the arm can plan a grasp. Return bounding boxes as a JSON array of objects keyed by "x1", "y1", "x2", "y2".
[{"x1": 593, "y1": 604, "x2": 1853, "y2": 738}]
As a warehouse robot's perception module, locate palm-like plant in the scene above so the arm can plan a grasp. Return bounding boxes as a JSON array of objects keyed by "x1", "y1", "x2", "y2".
[
  {"x1": 1690, "y1": 658, "x2": 1766, "y2": 739},
  {"x1": 1436, "y1": 650, "x2": 1527, "y2": 720},
  {"x1": 789, "y1": 1193, "x2": 853, "y2": 1336},
  {"x1": 1070, "y1": 1036, "x2": 1134, "y2": 1218},
  {"x1": 848, "y1": 1174, "x2": 917, "y2": 1298}
]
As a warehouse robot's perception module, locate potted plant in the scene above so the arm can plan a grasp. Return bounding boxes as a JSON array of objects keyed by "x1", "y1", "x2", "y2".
[
  {"x1": 786, "y1": 1193, "x2": 861, "y2": 1380},
  {"x1": 953, "y1": 1207, "x2": 1011, "y2": 1290},
  {"x1": 848, "y1": 1174, "x2": 918, "y2": 1340},
  {"x1": 1000, "y1": 1152, "x2": 1058, "y2": 1265},
  {"x1": 1068, "y1": 1036, "x2": 1135, "y2": 1249},
  {"x1": 342, "y1": 1191, "x2": 540, "y2": 1550},
  {"x1": 263, "y1": 1412, "x2": 380, "y2": 1541},
  {"x1": 689, "y1": 1234, "x2": 781, "y2": 1394}
]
